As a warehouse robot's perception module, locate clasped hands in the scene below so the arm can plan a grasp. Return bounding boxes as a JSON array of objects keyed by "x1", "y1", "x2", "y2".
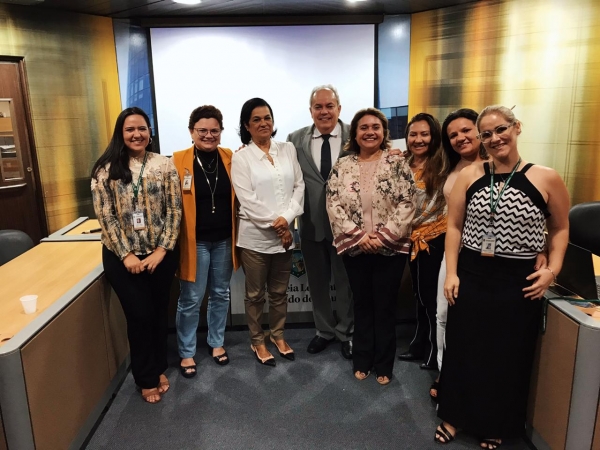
[
  {"x1": 358, "y1": 233, "x2": 383, "y2": 254},
  {"x1": 122, "y1": 247, "x2": 166, "y2": 274},
  {"x1": 272, "y1": 216, "x2": 293, "y2": 250}
]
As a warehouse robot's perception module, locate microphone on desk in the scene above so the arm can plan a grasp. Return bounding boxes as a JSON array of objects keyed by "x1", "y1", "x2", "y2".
[{"x1": 82, "y1": 228, "x2": 102, "y2": 234}]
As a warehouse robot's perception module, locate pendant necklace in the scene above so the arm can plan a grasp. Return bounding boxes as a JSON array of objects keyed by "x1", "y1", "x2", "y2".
[
  {"x1": 196, "y1": 150, "x2": 219, "y2": 213},
  {"x1": 196, "y1": 148, "x2": 217, "y2": 173}
]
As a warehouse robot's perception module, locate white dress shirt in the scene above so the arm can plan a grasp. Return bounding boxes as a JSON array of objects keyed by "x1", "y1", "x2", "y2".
[
  {"x1": 310, "y1": 122, "x2": 342, "y2": 173},
  {"x1": 231, "y1": 140, "x2": 305, "y2": 253}
]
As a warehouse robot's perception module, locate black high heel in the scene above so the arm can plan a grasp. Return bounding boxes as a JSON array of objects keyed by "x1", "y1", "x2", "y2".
[
  {"x1": 269, "y1": 336, "x2": 295, "y2": 361},
  {"x1": 251, "y1": 345, "x2": 276, "y2": 367}
]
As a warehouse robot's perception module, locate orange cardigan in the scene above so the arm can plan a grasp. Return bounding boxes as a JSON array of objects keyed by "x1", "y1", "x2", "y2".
[{"x1": 173, "y1": 146, "x2": 239, "y2": 282}]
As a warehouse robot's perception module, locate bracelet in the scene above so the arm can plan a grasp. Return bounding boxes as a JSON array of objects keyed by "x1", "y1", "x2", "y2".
[{"x1": 546, "y1": 267, "x2": 557, "y2": 283}]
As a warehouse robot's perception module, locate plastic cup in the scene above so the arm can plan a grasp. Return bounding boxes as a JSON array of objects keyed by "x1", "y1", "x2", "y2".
[{"x1": 20, "y1": 295, "x2": 38, "y2": 314}]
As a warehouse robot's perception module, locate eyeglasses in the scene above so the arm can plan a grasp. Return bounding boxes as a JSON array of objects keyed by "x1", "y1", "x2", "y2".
[
  {"x1": 194, "y1": 128, "x2": 222, "y2": 137},
  {"x1": 477, "y1": 123, "x2": 515, "y2": 143}
]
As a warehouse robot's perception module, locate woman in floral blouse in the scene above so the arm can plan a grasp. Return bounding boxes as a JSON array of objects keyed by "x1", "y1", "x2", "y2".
[
  {"x1": 326, "y1": 108, "x2": 415, "y2": 385},
  {"x1": 91, "y1": 107, "x2": 182, "y2": 404}
]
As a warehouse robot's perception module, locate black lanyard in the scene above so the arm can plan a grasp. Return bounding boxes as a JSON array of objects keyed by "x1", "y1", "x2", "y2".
[{"x1": 489, "y1": 157, "x2": 521, "y2": 221}]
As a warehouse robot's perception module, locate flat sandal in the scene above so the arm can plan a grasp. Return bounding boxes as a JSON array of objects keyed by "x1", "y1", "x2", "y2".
[{"x1": 434, "y1": 422, "x2": 456, "y2": 444}]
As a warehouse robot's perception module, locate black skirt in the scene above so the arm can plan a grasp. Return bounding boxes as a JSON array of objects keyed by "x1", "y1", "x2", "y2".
[{"x1": 437, "y1": 248, "x2": 542, "y2": 438}]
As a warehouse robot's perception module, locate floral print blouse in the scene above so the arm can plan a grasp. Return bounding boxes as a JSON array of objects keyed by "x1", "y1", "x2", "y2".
[
  {"x1": 326, "y1": 151, "x2": 416, "y2": 256},
  {"x1": 91, "y1": 151, "x2": 182, "y2": 260}
]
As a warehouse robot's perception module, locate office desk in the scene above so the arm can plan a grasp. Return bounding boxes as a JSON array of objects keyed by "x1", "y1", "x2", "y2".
[
  {"x1": 0, "y1": 242, "x2": 128, "y2": 450},
  {"x1": 528, "y1": 299, "x2": 600, "y2": 450},
  {"x1": 41, "y1": 217, "x2": 101, "y2": 242}
]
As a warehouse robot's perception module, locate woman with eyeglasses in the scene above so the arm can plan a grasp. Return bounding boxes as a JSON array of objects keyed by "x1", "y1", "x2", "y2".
[
  {"x1": 434, "y1": 105, "x2": 570, "y2": 449},
  {"x1": 430, "y1": 109, "x2": 548, "y2": 403},
  {"x1": 173, "y1": 105, "x2": 238, "y2": 378},
  {"x1": 397, "y1": 113, "x2": 449, "y2": 371},
  {"x1": 91, "y1": 107, "x2": 182, "y2": 404},
  {"x1": 231, "y1": 97, "x2": 305, "y2": 366}
]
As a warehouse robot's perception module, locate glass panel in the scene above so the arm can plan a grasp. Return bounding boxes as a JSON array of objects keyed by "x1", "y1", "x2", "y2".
[{"x1": 0, "y1": 99, "x2": 24, "y2": 181}]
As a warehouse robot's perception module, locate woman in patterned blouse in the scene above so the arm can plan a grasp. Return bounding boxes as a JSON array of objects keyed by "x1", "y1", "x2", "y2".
[
  {"x1": 91, "y1": 107, "x2": 182, "y2": 404},
  {"x1": 326, "y1": 108, "x2": 415, "y2": 385}
]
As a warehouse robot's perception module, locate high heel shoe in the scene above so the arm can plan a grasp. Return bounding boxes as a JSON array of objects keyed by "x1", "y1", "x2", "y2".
[
  {"x1": 251, "y1": 345, "x2": 276, "y2": 367},
  {"x1": 269, "y1": 336, "x2": 295, "y2": 361}
]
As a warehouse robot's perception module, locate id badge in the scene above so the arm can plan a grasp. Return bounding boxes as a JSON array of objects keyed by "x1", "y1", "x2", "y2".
[
  {"x1": 132, "y1": 211, "x2": 146, "y2": 230},
  {"x1": 481, "y1": 232, "x2": 496, "y2": 257},
  {"x1": 182, "y1": 172, "x2": 192, "y2": 191}
]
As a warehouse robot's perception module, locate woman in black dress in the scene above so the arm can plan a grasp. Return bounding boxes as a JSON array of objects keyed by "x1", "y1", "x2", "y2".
[{"x1": 435, "y1": 105, "x2": 570, "y2": 448}]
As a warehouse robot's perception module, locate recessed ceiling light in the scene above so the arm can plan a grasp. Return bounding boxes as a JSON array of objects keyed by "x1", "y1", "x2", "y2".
[
  {"x1": 347, "y1": 0, "x2": 368, "y2": 3},
  {"x1": 173, "y1": 0, "x2": 202, "y2": 4}
]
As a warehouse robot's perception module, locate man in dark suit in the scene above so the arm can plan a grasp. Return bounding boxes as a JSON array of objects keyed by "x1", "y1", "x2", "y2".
[{"x1": 286, "y1": 85, "x2": 353, "y2": 359}]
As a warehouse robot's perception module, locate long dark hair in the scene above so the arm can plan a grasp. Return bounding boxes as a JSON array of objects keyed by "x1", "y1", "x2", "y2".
[
  {"x1": 441, "y1": 108, "x2": 487, "y2": 171},
  {"x1": 238, "y1": 97, "x2": 277, "y2": 145},
  {"x1": 91, "y1": 107, "x2": 152, "y2": 183},
  {"x1": 405, "y1": 112, "x2": 448, "y2": 197}
]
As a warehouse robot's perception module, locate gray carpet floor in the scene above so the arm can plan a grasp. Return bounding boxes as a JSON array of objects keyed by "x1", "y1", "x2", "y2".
[{"x1": 84, "y1": 326, "x2": 532, "y2": 450}]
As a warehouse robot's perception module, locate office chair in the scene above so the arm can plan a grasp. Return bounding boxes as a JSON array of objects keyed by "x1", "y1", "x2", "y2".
[
  {"x1": 568, "y1": 201, "x2": 600, "y2": 256},
  {"x1": 0, "y1": 229, "x2": 35, "y2": 266}
]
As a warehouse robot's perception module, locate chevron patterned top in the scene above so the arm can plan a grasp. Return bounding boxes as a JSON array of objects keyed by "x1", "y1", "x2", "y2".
[{"x1": 462, "y1": 163, "x2": 548, "y2": 259}]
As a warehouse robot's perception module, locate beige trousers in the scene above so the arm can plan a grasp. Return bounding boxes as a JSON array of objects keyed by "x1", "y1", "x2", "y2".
[{"x1": 239, "y1": 248, "x2": 292, "y2": 345}]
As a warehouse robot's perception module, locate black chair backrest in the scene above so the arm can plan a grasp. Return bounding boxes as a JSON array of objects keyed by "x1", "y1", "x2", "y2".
[
  {"x1": 0, "y1": 229, "x2": 35, "y2": 266},
  {"x1": 568, "y1": 201, "x2": 600, "y2": 256}
]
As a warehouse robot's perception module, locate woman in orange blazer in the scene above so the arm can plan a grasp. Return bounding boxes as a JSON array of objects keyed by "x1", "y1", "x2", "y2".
[{"x1": 173, "y1": 105, "x2": 238, "y2": 378}]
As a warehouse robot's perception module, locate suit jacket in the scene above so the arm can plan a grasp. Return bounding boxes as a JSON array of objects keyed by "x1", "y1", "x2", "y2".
[
  {"x1": 172, "y1": 146, "x2": 239, "y2": 282},
  {"x1": 287, "y1": 120, "x2": 350, "y2": 242}
]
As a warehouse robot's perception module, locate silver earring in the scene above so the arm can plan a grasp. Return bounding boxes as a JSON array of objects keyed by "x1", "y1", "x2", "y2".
[{"x1": 149, "y1": 137, "x2": 153, "y2": 144}]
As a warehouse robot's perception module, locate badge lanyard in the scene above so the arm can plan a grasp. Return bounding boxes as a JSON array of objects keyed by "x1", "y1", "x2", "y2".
[
  {"x1": 196, "y1": 151, "x2": 219, "y2": 214},
  {"x1": 132, "y1": 152, "x2": 148, "y2": 230},
  {"x1": 481, "y1": 157, "x2": 521, "y2": 257}
]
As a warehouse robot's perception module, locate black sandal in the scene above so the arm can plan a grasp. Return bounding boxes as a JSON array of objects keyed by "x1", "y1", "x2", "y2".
[
  {"x1": 480, "y1": 439, "x2": 502, "y2": 449},
  {"x1": 180, "y1": 362, "x2": 197, "y2": 378},
  {"x1": 208, "y1": 345, "x2": 230, "y2": 366},
  {"x1": 430, "y1": 380, "x2": 439, "y2": 403},
  {"x1": 434, "y1": 422, "x2": 455, "y2": 444}
]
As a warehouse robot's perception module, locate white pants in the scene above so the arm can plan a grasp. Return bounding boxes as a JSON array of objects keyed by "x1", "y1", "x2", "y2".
[{"x1": 436, "y1": 253, "x2": 448, "y2": 370}]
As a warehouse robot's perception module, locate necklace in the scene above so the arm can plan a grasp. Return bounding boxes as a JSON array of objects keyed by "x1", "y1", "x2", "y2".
[
  {"x1": 195, "y1": 148, "x2": 217, "y2": 173},
  {"x1": 196, "y1": 150, "x2": 219, "y2": 213}
]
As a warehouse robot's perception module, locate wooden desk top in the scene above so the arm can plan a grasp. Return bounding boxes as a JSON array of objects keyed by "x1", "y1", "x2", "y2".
[
  {"x1": 65, "y1": 219, "x2": 101, "y2": 236},
  {"x1": 0, "y1": 241, "x2": 102, "y2": 347}
]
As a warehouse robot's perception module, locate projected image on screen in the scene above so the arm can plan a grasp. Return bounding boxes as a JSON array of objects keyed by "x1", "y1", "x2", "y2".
[{"x1": 150, "y1": 25, "x2": 375, "y2": 156}]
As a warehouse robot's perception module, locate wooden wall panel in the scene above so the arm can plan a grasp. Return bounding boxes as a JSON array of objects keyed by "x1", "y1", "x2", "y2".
[
  {"x1": 593, "y1": 396, "x2": 600, "y2": 450},
  {"x1": 0, "y1": 4, "x2": 121, "y2": 233},
  {"x1": 0, "y1": 410, "x2": 7, "y2": 450},
  {"x1": 408, "y1": 0, "x2": 600, "y2": 205}
]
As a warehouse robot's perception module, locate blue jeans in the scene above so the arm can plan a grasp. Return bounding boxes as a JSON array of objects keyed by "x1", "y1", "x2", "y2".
[{"x1": 177, "y1": 238, "x2": 233, "y2": 358}]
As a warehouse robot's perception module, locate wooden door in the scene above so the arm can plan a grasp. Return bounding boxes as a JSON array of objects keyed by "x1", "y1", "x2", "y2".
[{"x1": 0, "y1": 60, "x2": 46, "y2": 243}]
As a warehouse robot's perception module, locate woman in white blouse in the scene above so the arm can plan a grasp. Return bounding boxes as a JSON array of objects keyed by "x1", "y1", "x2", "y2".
[{"x1": 231, "y1": 98, "x2": 305, "y2": 366}]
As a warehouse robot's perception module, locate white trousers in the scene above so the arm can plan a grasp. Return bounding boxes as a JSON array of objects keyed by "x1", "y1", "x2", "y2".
[{"x1": 436, "y1": 253, "x2": 448, "y2": 370}]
